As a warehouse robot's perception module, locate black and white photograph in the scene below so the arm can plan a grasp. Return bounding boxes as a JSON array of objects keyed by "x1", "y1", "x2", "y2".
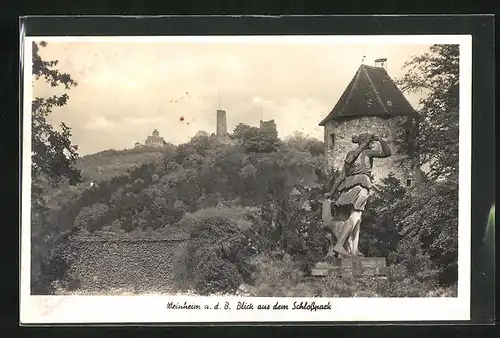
[{"x1": 20, "y1": 34, "x2": 472, "y2": 323}]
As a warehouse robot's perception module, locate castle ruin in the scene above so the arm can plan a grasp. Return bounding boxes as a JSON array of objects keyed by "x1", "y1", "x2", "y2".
[{"x1": 259, "y1": 119, "x2": 278, "y2": 138}]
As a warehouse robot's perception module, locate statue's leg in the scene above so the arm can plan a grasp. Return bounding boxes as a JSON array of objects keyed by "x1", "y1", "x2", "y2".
[
  {"x1": 331, "y1": 208, "x2": 346, "y2": 255},
  {"x1": 338, "y1": 209, "x2": 352, "y2": 253},
  {"x1": 346, "y1": 231, "x2": 354, "y2": 254},
  {"x1": 350, "y1": 188, "x2": 369, "y2": 256},
  {"x1": 333, "y1": 210, "x2": 362, "y2": 257},
  {"x1": 350, "y1": 218, "x2": 364, "y2": 257}
]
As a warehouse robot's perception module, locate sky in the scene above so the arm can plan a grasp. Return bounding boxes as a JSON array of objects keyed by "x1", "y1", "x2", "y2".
[{"x1": 32, "y1": 38, "x2": 432, "y2": 155}]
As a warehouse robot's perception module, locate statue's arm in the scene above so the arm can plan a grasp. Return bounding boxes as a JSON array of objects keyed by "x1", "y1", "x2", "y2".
[
  {"x1": 344, "y1": 150, "x2": 357, "y2": 165},
  {"x1": 365, "y1": 137, "x2": 392, "y2": 158}
]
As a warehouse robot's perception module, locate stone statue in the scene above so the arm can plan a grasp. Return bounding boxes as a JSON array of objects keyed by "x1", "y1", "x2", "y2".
[{"x1": 321, "y1": 133, "x2": 392, "y2": 258}]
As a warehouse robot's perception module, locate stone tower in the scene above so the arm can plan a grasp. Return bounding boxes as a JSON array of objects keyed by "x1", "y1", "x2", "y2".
[
  {"x1": 216, "y1": 109, "x2": 230, "y2": 144},
  {"x1": 319, "y1": 63, "x2": 421, "y2": 187}
]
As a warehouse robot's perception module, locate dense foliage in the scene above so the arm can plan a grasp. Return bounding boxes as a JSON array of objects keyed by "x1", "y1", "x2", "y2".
[
  {"x1": 41, "y1": 129, "x2": 457, "y2": 294},
  {"x1": 34, "y1": 44, "x2": 459, "y2": 296},
  {"x1": 31, "y1": 41, "x2": 82, "y2": 294},
  {"x1": 77, "y1": 146, "x2": 170, "y2": 182},
  {"x1": 396, "y1": 44, "x2": 459, "y2": 181},
  {"x1": 394, "y1": 44, "x2": 460, "y2": 285},
  {"x1": 32, "y1": 41, "x2": 81, "y2": 187},
  {"x1": 173, "y1": 207, "x2": 259, "y2": 294}
]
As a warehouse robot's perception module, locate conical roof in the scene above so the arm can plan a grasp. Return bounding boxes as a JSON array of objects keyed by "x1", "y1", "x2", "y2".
[{"x1": 319, "y1": 64, "x2": 417, "y2": 125}]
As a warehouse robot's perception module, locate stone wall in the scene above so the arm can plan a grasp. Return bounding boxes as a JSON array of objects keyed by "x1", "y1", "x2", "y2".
[
  {"x1": 323, "y1": 116, "x2": 418, "y2": 185},
  {"x1": 64, "y1": 237, "x2": 187, "y2": 294}
]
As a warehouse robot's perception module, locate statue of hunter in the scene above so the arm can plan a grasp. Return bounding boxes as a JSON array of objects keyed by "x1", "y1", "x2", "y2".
[{"x1": 324, "y1": 133, "x2": 392, "y2": 258}]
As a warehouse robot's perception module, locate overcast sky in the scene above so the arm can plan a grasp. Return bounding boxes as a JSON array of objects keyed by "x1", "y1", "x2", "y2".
[{"x1": 32, "y1": 39, "x2": 431, "y2": 155}]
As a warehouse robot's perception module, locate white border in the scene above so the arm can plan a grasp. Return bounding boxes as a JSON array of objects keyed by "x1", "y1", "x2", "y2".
[{"x1": 20, "y1": 35, "x2": 472, "y2": 324}]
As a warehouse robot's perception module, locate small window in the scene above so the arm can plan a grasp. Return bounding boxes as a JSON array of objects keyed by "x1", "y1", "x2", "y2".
[
  {"x1": 330, "y1": 133, "x2": 335, "y2": 148},
  {"x1": 405, "y1": 129, "x2": 411, "y2": 140},
  {"x1": 406, "y1": 179, "x2": 412, "y2": 187}
]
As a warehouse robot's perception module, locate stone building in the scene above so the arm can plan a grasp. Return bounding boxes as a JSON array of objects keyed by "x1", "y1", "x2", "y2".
[
  {"x1": 145, "y1": 129, "x2": 166, "y2": 148},
  {"x1": 319, "y1": 62, "x2": 421, "y2": 186}
]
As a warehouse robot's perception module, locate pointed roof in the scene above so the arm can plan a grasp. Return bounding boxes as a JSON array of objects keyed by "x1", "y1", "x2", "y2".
[{"x1": 319, "y1": 64, "x2": 417, "y2": 126}]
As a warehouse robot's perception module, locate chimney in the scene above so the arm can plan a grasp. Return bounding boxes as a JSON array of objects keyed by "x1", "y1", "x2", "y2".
[
  {"x1": 374, "y1": 58, "x2": 387, "y2": 70},
  {"x1": 216, "y1": 109, "x2": 228, "y2": 136}
]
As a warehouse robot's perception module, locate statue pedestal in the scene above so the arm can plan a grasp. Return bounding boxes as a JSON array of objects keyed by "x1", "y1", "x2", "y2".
[{"x1": 311, "y1": 257, "x2": 387, "y2": 278}]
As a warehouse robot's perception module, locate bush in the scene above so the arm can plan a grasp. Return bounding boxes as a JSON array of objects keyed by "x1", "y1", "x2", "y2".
[
  {"x1": 252, "y1": 182, "x2": 328, "y2": 273},
  {"x1": 249, "y1": 253, "x2": 315, "y2": 297},
  {"x1": 190, "y1": 248, "x2": 243, "y2": 295},
  {"x1": 73, "y1": 203, "x2": 110, "y2": 232},
  {"x1": 247, "y1": 252, "x2": 456, "y2": 298},
  {"x1": 172, "y1": 207, "x2": 259, "y2": 295},
  {"x1": 361, "y1": 173, "x2": 458, "y2": 286},
  {"x1": 284, "y1": 131, "x2": 324, "y2": 157},
  {"x1": 311, "y1": 268, "x2": 432, "y2": 298}
]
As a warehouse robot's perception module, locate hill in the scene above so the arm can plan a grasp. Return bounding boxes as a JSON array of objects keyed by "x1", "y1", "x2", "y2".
[
  {"x1": 77, "y1": 146, "x2": 174, "y2": 182},
  {"x1": 38, "y1": 145, "x2": 174, "y2": 210}
]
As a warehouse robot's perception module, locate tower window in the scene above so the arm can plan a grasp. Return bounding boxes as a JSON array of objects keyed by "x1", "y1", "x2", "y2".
[
  {"x1": 406, "y1": 179, "x2": 412, "y2": 187},
  {"x1": 405, "y1": 129, "x2": 411, "y2": 141},
  {"x1": 329, "y1": 133, "x2": 335, "y2": 148}
]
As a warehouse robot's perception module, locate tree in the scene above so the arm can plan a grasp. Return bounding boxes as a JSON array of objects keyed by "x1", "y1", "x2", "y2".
[
  {"x1": 394, "y1": 44, "x2": 460, "y2": 285},
  {"x1": 284, "y1": 131, "x2": 324, "y2": 157},
  {"x1": 244, "y1": 131, "x2": 281, "y2": 153},
  {"x1": 232, "y1": 123, "x2": 259, "y2": 142},
  {"x1": 32, "y1": 41, "x2": 81, "y2": 187},
  {"x1": 396, "y1": 181, "x2": 458, "y2": 284},
  {"x1": 31, "y1": 41, "x2": 81, "y2": 293},
  {"x1": 232, "y1": 123, "x2": 280, "y2": 153},
  {"x1": 361, "y1": 174, "x2": 407, "y2": 258},
  {"x1": 396, "y1": 44, "x2": 459, "y2": 181}
]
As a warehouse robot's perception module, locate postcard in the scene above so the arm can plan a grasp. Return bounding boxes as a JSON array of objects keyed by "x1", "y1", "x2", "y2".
[{"x1": 20, "y1": 34, "x2": 472, "y2": 324}]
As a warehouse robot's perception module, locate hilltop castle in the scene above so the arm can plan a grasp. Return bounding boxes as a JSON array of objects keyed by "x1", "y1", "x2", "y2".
[
  {"x1": 215, "y1": 108, "x2": 277, "y2": 144},
  {"x1": 135, "y1": 129, "x2": 167, "y2": 148},
  {"x1": 134, "y1": 108, "x2": 278, "y2": 149},
  {"x1": 319, "y1": 60, "x2": 422, "y2": 186}
]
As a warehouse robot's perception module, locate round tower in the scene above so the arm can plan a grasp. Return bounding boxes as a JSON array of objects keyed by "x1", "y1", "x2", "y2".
[{"x1": 319, "y1": 63, "x2": 421, "y2": 187}]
